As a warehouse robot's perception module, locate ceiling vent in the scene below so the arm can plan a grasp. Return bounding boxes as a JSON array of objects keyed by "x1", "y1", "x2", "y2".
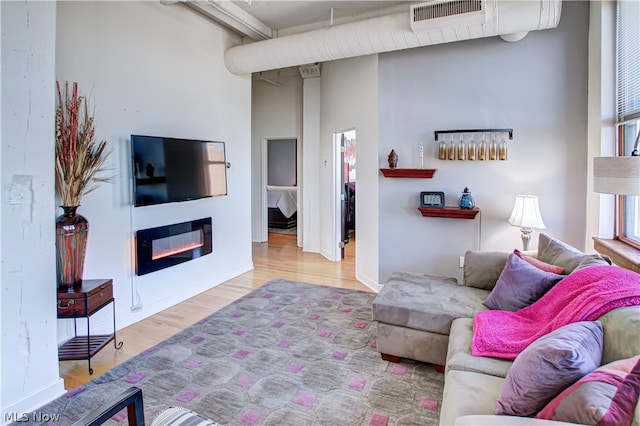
[
  {"x1": 410, "y1": 0, "x2": 487, "y2": 32},
  {"x1": 299, "y1": 63, "x2": 321, "y2": 79}
]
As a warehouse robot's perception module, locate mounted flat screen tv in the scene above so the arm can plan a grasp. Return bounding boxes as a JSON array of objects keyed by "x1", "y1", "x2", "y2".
[{"x1": 131, "y1": 135, "x2": 227, "y2": 207}]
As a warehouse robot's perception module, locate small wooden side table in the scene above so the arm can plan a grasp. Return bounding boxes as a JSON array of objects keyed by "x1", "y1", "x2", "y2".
[{"x1": 57, "y1": 279, "x2": 123, "y2": 374}]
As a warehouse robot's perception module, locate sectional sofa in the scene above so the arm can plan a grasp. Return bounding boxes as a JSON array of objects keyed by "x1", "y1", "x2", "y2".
[{"x1": 373, "y1": 234, "x2": 640, "y2": 425}]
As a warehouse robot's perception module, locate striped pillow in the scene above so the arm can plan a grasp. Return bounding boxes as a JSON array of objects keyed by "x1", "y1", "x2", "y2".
[
  {"x1": 536, "y1": 355, "x2": 640, "y2": 425},
  {"x1": 151, "y1": 407, "x2": 220, "y2": 426}
]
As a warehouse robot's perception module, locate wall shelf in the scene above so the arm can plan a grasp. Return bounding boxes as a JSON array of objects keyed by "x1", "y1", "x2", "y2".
[
  {"x1": 434, "y1": 128, "x2": 513, "y2": 140},
  {"x1": 418, "y1": 206, "x2": 480, "y2": 219},
  {"x1": 380, "y1": 168, "x2": 436, "y2": 178}
]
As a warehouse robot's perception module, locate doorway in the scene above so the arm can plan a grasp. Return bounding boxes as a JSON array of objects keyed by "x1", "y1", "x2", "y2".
[
  {"x1": 264, "y1": 138, "x2": 298, "y2": 241},
  {"x1": 336, "y1": 129, "x2": 356, "y2": 260}
]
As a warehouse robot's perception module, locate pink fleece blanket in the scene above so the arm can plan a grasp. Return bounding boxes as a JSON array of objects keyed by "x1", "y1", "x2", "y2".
[{"x1": 472, "y1": 265, "x2": 640, "y2": 360}]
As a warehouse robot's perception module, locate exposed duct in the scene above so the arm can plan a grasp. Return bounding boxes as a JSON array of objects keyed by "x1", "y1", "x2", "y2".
[
  {"x1": 410, "y1": 0, "x2": 485, "y2": 32},
  {"x1": 224, "y1": 0, "x2": 562, "y2": 75}
]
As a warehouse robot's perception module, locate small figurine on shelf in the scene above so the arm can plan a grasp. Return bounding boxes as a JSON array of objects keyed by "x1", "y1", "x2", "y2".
[
  {"x1": 388, "y1": 149, "x2": 398, "y2": 168},
  {"x1": 458, "y1": 187, "x2": 475, "y2": 209}
]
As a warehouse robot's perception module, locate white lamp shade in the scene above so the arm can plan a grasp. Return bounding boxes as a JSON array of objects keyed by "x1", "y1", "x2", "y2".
[
  {"x1": 508, "y1": 195, "x2": 546, "y2": 229},
  {"x1": 593, "y1": 156, "x2": 640, "y2": 195}
]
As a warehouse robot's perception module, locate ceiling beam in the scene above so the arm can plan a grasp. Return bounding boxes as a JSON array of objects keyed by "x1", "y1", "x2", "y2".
[{"x1": 169, "y1": 0, "x2": 273, "y2": 40}]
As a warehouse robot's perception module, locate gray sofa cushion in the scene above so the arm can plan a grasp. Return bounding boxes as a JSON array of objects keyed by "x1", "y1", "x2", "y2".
[
  {"x1": 440, "y1": 370, "x2": 505, "y2": 426},
  {"x1": 574, "y1": 254, "x2": 614, "y2": 271},
  {"x1": 463, "y1": 251, "x2": 510, "y2": 290},
  {"x1": 373, "y1": 272, "x2": 489, "y2": 335},
  {"x1": 598, "y1": 305, "x2": 640, "y2": 364},
  {"x1": 446, "y1": 318, "x2": 512, "y2": 378},
  {"x1": 376, "y1": 322, "x2": 449, "y2": 366},
  {"x1": 537, "y1": 233, "x2": 611, "y2": 273}
]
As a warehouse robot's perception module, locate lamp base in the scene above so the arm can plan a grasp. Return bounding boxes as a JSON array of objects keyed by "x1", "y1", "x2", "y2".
[{"x1": 520, "y1": 228, "x2": 532, "y2": 251}]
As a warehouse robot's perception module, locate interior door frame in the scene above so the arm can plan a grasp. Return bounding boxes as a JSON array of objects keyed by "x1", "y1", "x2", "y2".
[
  {"x1": 260, "y1": 137, "x2": 269, "y2": 243},
  {"x1": 261, "y1": 136, "x2": 300, "y2": 244},
  {"x1": 333, "y1": 127, "x2": 356, "y2": 262}
]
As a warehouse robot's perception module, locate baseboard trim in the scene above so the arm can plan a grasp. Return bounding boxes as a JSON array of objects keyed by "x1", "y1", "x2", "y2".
[
  {"x1": 117, "y1": 261, "x2": 254, "y2": 330},
  {"x1": 1, "y1": 378, "x2": 65, "y2": 426},
  {"x1": 357, "y1": 272, "x2": 382, "y2": 293}
]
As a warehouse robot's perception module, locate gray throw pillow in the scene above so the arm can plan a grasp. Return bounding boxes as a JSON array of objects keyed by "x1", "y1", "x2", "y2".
[
  {"x1": 463, "y1": 250, "x2": 510, "y2": 290},
  {"x1": 537, "y1": 233, "x2": 611, "y2": 274},
  {"x1": 483, "y1": 253, "x2": 564, "y2": 311},
  {"x1": 496, "y1": 321, "x2": 604, "y2": 417},
  {"x1": 573, "y1": 254, "x2": 613, "y2": 271}
]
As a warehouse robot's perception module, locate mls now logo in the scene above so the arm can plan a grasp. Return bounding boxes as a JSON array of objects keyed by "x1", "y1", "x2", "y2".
[
  {"x1": 4, "y1": 412, "x2": 61, "y2": 422},
  {"x1": 3, "y1": 413, "x2": 28, "y2": 422}
]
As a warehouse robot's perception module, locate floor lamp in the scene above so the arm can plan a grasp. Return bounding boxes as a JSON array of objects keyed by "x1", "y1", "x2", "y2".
[
  {"x1": 593, "y1": 131, "x2": 640, "y2": 196},
  {"x1": 508, "y1": 195, "x2": 546, "y2": 251}
]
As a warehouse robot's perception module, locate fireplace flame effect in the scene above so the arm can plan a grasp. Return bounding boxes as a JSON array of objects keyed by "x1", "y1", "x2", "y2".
[
  {"x1": 152, "y1": 241, "x2": 204, "y2": 260},
  {"x1": 151, "y1": 230, "x2": 204, "y2": 260}
]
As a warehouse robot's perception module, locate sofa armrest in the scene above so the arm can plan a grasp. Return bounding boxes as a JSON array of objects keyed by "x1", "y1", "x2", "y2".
[
  {"x1": 71, "y1": 387, "x2": 145, "y2": 426},
  {"x1": 455, "y1": 415, "x2": 580, "y2": 425}
]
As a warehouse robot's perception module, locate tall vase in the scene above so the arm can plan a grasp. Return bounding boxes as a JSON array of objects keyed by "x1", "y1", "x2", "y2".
[{"x1": 55, "y1": 206, "x2": 88, "y2": 291}]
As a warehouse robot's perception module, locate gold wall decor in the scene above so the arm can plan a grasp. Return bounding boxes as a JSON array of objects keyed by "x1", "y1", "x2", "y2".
[{"x1": 433, "y1": 128, "x2": 513, "y2": 161}]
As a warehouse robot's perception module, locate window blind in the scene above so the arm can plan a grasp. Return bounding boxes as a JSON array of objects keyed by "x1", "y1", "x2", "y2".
[{"x1": 616, "y1": 1, "x2": 640, "y2": 124}]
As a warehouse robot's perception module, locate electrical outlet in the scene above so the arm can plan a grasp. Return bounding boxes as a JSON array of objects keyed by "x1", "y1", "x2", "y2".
[{"x1": 459, "y1": 256, "x2": 465, "y2": 268}]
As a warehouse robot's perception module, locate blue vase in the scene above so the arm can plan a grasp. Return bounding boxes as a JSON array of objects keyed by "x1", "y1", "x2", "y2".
[{"x1": 459, "y1": 187, "x2": 475, "y2": 209}]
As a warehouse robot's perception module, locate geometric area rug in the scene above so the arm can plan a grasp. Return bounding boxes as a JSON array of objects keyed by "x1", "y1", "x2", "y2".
[{"x1": 20, "y1": 279, "x2": 444, "y2": 425}]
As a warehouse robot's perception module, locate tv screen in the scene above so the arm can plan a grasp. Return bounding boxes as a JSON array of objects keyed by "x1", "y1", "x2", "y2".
[{"x1": 131, "y1": 135, "x2": 227, "y2": 207}]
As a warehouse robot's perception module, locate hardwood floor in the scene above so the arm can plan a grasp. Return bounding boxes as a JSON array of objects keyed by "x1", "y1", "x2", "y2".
[{"x1": 59, "y1": 232, "x2": 365, "y2": 390}]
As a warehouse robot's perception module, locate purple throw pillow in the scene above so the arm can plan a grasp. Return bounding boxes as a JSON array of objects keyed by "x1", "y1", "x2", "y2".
[
  {"x1": 496, "y1": 321, "x2": 604, "y2": 417},
  {"x1": 484, "y1": 253, "x2": 564, "y2": 311}
]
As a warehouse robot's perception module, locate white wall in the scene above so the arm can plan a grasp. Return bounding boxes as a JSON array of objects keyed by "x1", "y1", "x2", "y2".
[
  {"x1": 268, "y1": 139, "x2": 297, "y2": 186},
  {"x1": 587, "y1": 1, "x2": 617, "y2": 243},
  {"x1": 250, "y1": 56, "x2": 380, "y2": 288},
  {"x1": 55, "y1": 1, "x2": 253, "y2": 333},
  {"x1": 251, "y1": 70, "x2": 302, "y2": 242},
  {"x1": 301, "y1": 77, "x2": 321, "y2": 253},
  {"x1": 378, "y1": 1, "x2": 590, "y2": 283},
  {"x1": 320, "y1": 55, "x2": 380, "y2": 286},
  {"x1": 1, "y1": 1, "x2": 66, "y2": 420},
  {"x1": 248, "y1": 2, "x2": 591, "y2": 289}
]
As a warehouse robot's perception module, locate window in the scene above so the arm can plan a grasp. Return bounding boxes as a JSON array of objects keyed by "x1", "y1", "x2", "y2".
[{"x1": 615, "y1": 1, "x2": 640, "y2": 249}]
